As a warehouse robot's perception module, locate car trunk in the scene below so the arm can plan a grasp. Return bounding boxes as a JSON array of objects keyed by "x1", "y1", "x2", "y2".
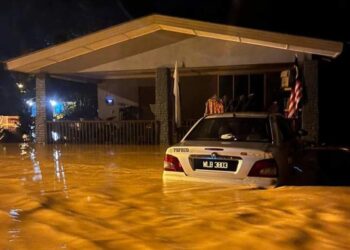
[{"x1": 175, "y1": 141, "x2": 271, "y2": 180}]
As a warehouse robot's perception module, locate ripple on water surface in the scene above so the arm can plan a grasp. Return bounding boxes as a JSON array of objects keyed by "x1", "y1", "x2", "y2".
[{"x1": 0, "y1": 144, "x2": 350, "y2": 249}]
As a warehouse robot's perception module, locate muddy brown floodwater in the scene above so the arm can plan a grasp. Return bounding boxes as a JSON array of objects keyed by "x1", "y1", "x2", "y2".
[{"x1": 1, "y1": 143, "x2": 350, "y2": 249}]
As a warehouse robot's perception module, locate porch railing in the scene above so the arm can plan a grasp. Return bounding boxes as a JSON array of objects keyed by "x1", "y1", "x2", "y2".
[{"x1": 47, "y1": 120, "x2": 159, "y2": 145}]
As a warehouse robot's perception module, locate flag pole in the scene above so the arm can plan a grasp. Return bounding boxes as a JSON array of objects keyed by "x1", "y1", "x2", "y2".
[{"x1": 173, "y1": 61, "x2": 181, "y2": 128}]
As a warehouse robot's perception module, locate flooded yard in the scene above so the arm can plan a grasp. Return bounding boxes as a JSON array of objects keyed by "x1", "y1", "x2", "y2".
[{"x1": 1, "y1": 143, "x2": 350, "y2": 249}]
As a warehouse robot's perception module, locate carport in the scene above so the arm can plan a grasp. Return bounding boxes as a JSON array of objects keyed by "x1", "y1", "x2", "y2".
[{"x1": 4, "y1": 14, "x2": 342, "y2": 145}]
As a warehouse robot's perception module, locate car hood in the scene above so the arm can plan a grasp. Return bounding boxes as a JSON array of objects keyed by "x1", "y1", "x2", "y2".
[{"x1": 175, "y1": 140, "x2": 271, "y2": 152}]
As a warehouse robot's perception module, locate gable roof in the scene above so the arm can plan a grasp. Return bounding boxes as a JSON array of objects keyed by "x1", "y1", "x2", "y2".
[{"x1": 4, "y1": 14, "x2": 343, "y2": 74}]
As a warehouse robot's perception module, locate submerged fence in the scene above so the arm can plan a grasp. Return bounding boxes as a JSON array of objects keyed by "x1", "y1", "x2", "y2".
[
  {"x1": 47, "y1": 119, "x2": 198, "y2": 145},
  {"x1": 47, "y1": 120, "x2": 159, "y2": 145}
]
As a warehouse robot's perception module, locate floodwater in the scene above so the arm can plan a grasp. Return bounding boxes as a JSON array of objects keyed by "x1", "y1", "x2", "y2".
[{"x1": 1, "y1": 144, "x2": 350, "y2": 250}]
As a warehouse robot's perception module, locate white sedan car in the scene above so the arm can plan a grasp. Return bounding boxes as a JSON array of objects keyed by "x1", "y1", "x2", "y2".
[{"x1": 163, "y1": 112, "x2": 300, "y2": 188}]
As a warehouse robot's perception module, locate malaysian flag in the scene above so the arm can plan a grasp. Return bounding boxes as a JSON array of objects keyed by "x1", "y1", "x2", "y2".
[{"x1": 287, "y1": 59, "x2": 303, "y2": 118}]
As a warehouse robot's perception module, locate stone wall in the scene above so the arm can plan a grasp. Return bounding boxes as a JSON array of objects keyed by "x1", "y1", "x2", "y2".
[
  {"x1": 35, "y1": 74, "x2": 47, "y2": 144},
  {"x1": 155, "y1": 68, "x2": 172, "y2": 145},
  {"x1": 302, "y1": 60, "x2": 319, "y2": 143}
]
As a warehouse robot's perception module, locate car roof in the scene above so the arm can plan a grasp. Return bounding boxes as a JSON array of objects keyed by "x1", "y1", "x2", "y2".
[{"x1": 204, "y1": 112, "x2": 277, "y2": 119}]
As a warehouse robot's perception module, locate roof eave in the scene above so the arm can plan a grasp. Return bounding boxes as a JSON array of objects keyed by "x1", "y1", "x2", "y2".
[{"x1": 4, "y1": 14, "x2": 343, "y2": 74}]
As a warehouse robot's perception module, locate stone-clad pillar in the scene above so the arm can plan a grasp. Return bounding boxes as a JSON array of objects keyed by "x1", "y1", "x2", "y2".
[
  {"x1": 35, "y1": 74, "x2": 47, "y2": 144},
  {"x1": 155, "y1": 68, "x2": 172, "y2": 145},
  {"x1": 302, "y1": 60, "x2": 319, "y2": 143}
]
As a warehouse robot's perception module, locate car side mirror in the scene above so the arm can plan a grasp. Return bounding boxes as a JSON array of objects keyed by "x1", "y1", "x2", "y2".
[{"x1": 297, "y1": 129, "x2": 308, "y2": 137}]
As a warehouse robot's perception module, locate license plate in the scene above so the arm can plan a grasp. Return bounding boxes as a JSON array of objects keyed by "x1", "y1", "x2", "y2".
[{"x1": 193, "y1": 159, "x2": 237, "y2": 171}]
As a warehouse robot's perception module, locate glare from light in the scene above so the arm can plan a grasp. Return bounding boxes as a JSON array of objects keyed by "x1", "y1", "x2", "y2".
[
  {"x1": 50, "y1": 100, "x2": 57, "y2": 107},
  {"x1": 51, "y1": 131, "x2": 60, "y2": 142},
  {"x1": 53, "y1": 149, "x2": 61, "y2": 160},
  {"x1": 105, "y1": 96, "x2": 114, "y2": 105},
  {"x1": 9, "y1": 209, "x2": 22, "y2": 219},
  {"x1": 16, "y1": 82, "x2": 24, "y2": 89},
  {"x1": 26, "y1": 100, "x2": 34, "y2": 107}
]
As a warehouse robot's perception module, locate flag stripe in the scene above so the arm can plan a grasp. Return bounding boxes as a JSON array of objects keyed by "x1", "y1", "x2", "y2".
[{"x1": 287, "y1": 79, "x2": 302, "y2": 118}]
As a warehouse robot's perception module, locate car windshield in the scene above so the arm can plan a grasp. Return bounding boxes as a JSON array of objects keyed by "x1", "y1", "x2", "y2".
[{"x1": 185, "y1": 117, "x2": 271, "y2": 142}]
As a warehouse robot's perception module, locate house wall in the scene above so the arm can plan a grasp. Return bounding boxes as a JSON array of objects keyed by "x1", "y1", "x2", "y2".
[
  {"x1": 89, "y1": 35, "x2": 310, "y2": 122},
  {"x1": 82, "y1": 36, "x2": 308, "y2": 73},
  {"x1": 97, "y1": 73, "x2": 221, "y2": 122},
  {"x1": 91, "y1": 36, "x2": 316, "y2": 144},
  {"x1": 180, "y1": 75, "x2": 218, "y2": 120},
  {"x1": 97, "y1": 78, "x2": 154, "y2": 120}
]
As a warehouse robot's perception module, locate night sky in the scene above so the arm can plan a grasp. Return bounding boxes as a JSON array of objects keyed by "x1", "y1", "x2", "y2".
[{"x1": 0, "y1": 0, "x2": 349, "y2": 144}]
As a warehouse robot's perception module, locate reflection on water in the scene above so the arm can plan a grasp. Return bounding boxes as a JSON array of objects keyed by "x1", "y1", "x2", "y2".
[{"x1": 1, "y1": 144, "x2": 350, "y2": 249}]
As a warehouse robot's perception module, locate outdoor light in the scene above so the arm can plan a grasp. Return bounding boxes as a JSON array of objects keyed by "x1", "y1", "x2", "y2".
[
  {"x1": 50, "y1": 100, "x2": 57, "y2": 107},
  {"x1": 26, "y1": 100, "x2": 34, "y2": 107},
  {"x1": 16, "y1": 82, "x2": 24, "y2": 89},
  {"x1": 105, "y1": 96, "x2": 114, "y2": 105}
]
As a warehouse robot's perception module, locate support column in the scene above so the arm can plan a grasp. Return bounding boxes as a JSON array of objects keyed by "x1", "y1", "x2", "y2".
[
  {"x1": 302, "y1": 60, "x2": 319, "y2": 143},
  {"x1": 155, "y1": 67, "x2": 172, "y2": 145},
  {"x1": 35, "y1": 74, "x2": 47, "y2": 144}
]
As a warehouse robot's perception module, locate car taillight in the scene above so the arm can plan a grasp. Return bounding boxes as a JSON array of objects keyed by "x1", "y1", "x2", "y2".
[
  {"x1": 248, "y1": 159, "x2": 278, "y2": 178},
  {"x1": 164, "y1": 154, "x2": 184, "y2": 172}
]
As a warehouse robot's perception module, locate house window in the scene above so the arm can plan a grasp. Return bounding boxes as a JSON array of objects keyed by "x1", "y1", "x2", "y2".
[{"x1": 218, "y1": 72, "x2": 281, "y2": 112}]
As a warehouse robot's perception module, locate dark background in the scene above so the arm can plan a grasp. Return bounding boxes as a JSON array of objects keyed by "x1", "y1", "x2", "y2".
[{"x1": 0, "y1": 0, "x2": 349, "y2": 144}]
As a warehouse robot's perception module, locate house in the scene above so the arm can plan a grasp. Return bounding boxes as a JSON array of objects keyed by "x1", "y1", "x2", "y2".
[
  {"x1": 0, "y1": 116, "x2": 20, "y2": 132},
  {"x1": 3, "y1": 14, "x2": 343, "y2": 145}
]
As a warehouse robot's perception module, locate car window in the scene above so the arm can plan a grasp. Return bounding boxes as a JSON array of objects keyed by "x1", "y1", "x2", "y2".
[{"x1": 185, "y1": 117, "x2": 271, "y2": 142}]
